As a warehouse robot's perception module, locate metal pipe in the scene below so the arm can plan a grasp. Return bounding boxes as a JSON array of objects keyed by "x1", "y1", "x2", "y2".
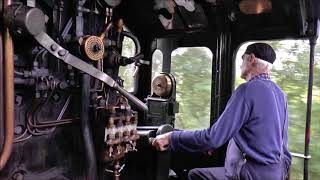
[
  {"x1": 94, "y1": 59, "x2": 104, "y2": 92},
  {"x1": 76, "y1": 0, "x2": 85, "y2": 38},
  {"x1": 14, "y1": 78, "x2": 35, "y2": 86},
  {"x1": 0, "y1": 5, "x2": 4, "y2": 159},
  {"x1": 26, "y1": 99, "x2": 56, "y2": 136},
  {"x1": 81, "y1": 74, "x2": 98, "y2": 180},
  {"x1": 121, "y1": 31, "x2": 141, "y2": 55},
  {"x1": 303, "y1": 35, "x2": 317, "y2": 180},
  {"x1": 0, "y1": 27, "x2": 14, "y2": 170}
]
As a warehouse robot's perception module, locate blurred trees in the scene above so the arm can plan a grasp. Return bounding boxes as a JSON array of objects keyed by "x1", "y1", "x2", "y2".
[
  {"x1": 171, "y1": 47, "x2": 213, "y2": 130},
  {"x1": 119, "y1": 36, "x2": 136, "y2": 90},
  {"x1": 266, "y1": 40, "x2": 320, "y2": 179}
]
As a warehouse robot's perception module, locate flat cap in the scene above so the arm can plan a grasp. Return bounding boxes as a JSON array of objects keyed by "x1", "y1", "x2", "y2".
[{"x1": 245, "y1": 43, "x2": 276, "y2": 64}]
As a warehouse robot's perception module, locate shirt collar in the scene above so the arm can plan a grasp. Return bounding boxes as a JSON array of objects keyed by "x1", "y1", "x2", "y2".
[{"x1": 249, "y1": 73, "x2": 271, "y2": 82}]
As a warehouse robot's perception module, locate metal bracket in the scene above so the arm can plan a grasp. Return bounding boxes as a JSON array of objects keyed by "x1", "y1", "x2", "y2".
[{"x1": 291, "y1": 152, "x2": 312, "y2": 159}]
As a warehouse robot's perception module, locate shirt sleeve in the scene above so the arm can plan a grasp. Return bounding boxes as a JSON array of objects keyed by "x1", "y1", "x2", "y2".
[
  {"x1": 282, "y1": 99, "x2": 292, "y2": 167},
  {"x1": 170, "y1": 84, "x2": 251, "y2": 152}
]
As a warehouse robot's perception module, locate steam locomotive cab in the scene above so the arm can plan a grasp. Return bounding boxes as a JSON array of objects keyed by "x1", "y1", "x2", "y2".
[{"x1": 0, "y1": 0, "x2": 319, "y2": 180}]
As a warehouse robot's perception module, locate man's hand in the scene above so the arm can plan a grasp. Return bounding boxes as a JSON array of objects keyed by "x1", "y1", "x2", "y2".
[{"x1": 152, "y1": 132, "x2": 172, "y2": 151}]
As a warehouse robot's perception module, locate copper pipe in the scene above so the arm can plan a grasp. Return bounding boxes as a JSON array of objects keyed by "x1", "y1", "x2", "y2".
[
  {"x1": 0, "y1": 15, "x2": 4, "y2": 171},
  {"x1": 13, "y1": 129, "x2": 28, "y2": 142},
  {"x1": 13, "y1": 135, "x2": 32, "y2": 143},
  {"x1": 0, "y1": 27, "x2": 14, "y2": 170},
  {"x1": 0, "y1": 0, "x2": 14, "y2": 170}
]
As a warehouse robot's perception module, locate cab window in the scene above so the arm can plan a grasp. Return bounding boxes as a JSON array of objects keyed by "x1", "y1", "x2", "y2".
[{"x1": 171, "y1": 47, "x2": 213, "y2": 130}]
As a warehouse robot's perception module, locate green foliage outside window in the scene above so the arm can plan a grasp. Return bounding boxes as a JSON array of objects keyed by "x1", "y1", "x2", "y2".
[
  {"x1": 119, "y1": 36, "x2": 135, "y2": 91},
  {"x1": 171, "y1": 47, "x2": 213, "y2": 130},
  {"x1": 152, "y1": 49, "x2": 163, "y2": 79}
]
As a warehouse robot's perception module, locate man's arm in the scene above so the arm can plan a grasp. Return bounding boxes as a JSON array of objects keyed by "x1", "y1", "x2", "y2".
[{"x1": 169, "y1": 84, "x2": 251, "y2": 152}]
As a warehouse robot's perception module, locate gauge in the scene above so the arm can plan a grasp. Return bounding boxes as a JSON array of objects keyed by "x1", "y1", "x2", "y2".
[
  {"x1": 81, "y1": 35, "x2": 105, "y2": 61},
  {"x1": 152, "y1": 73, "x2": 173, "y2": 97}
]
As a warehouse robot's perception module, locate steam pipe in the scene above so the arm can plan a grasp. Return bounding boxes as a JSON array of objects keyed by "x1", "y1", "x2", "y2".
[
  {"x1": 14, "y1": 78, "x2": 35, "y2": 86},
  {"x1": 0, "y1": 0, "x2": 14, "y2": 170},
  {"x1": 0, "y1": 6, "x2": 4, "y2": 163},
  {"x1": 81, "y1": 74, "x2": 98, "y2": 180},
  {"x1": 121, "y1": 31, "x2": 141, "y2": 55},
  {"x1": 0, "y1": 27, "x2": 14, "y2": 170},
  {"x1": 76, "y1": 0, "x2": 98, "y2": 177}
]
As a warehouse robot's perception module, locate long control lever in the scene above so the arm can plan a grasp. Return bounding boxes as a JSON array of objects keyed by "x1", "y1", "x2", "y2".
[{"x1": 5, "y1": 6, "x2": 148, "y2": 111}]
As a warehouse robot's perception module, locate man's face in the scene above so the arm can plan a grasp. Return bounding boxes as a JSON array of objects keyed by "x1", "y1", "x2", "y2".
[{"x1": 240, "y1": 54, "x2": 252, "y2": 80}]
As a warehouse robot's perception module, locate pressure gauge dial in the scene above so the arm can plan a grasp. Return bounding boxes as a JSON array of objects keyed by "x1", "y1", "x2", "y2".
[
  {"x1": 152, "y1": 73, "x2": 173, "y2": 97},
  {"x1": 80, "y1": 35, "x2": 105, "y2": 61}
]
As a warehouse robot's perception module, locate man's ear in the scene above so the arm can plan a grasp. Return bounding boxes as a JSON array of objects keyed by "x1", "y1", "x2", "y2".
[{"x1": 249, "y1": 53, "x2": 256, "y2": 64}]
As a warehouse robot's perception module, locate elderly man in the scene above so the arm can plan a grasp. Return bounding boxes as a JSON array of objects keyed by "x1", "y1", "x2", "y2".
[{"x1": 152, "y1": 43, "x2": 291, "y2": 180}]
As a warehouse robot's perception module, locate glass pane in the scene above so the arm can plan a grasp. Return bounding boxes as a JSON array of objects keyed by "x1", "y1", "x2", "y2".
[
  {"x1": 152, "y1": 49, "x2": 163, "y2": 79},
  {"x1": 119, "y1": 36, "x2": 135, "y2": 91},
  {"x1": 171, "y1": 47, "x2": 213, "y2": 130},
  {"x1": 289, "y1": 158, "x2": 304, "y2": 180},
  {"x1": 235, "y1": 40, "x2": 320, "y2": 179}
]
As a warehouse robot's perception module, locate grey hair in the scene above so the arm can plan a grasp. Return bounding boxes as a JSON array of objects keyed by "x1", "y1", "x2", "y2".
[{"x1": 255, "y1": 58, "x2": 272, "y2": 70}]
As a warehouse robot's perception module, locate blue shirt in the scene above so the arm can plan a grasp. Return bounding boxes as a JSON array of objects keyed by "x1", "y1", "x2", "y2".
[{"x1": 170, "y1": 74, "x2": 292, "y2": 165}]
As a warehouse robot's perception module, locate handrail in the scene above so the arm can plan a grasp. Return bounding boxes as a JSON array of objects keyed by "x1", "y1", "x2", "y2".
[{"x1": 302, "y1": 23, "x2": 318, "y2": 180}]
